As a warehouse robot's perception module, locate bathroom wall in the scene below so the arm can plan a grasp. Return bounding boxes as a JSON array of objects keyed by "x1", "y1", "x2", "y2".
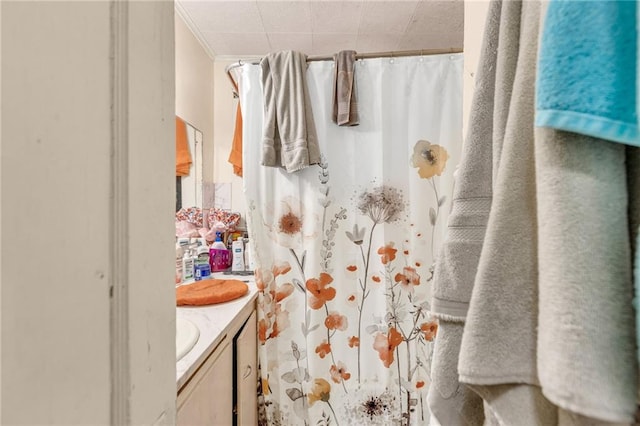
[
  {"x1": 213, "y1": 59, "x2": 247, "y2": 218},
  {"x1": 176, "y1": 12, "x2": 215, "y2": 193},
  {"x1": 463, "y1": 1, "x2": 490, "y2": 138}
]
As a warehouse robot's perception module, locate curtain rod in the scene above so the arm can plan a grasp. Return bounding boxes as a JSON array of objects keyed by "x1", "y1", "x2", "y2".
[{"x1": 225, "y1": 47, "x2": 463, "y2": 97}]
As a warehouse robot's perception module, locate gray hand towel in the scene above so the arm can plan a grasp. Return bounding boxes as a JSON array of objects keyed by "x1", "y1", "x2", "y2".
[
  {"x1": 332, "y1": 50, "x2": 359, "y2": 126},
  {"x1": 535, "y1": 128, "x2": 638, "y2": 423},
  {"x1": 260, "y1": 50, "x2": 321, "y2": 172}
]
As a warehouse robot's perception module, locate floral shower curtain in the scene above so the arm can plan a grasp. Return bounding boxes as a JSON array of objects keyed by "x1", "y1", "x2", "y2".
[{"x1": 239, "y1": 54, "x2": 462, "y2": 425}]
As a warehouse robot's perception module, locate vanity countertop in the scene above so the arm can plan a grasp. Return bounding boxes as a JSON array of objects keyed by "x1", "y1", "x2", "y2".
[{"x1": 176, "y1": 274, "x2": 258, "y2": 390}]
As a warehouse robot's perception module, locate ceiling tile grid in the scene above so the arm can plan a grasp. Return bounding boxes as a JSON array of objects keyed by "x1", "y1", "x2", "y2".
[{"x1": 176, "y1": 0, "x2": 463, "y2": 58}]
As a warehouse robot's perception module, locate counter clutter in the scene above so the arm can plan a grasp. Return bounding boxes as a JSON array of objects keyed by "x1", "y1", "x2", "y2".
[{"x1": 176, "y1": 274, "x2": 258, "y2": 389}]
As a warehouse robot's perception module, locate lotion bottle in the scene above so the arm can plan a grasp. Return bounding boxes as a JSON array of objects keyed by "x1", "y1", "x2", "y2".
[
  {"x1": 182, "y1": 248, "x2": 194, "y2": 282},
  {"x1": 231, "y1": 238, "x2": 245, "y2": 272}
]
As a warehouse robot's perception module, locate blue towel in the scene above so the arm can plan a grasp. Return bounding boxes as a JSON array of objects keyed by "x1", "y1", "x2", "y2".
[{"x1": 536, "y1": 0, "x2": 639, "y2": 147}]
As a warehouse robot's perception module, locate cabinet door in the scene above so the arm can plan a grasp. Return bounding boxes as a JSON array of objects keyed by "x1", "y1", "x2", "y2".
[
  {"x1": 235, "y1": 310, "x2": 257, "y2": 426},
  {"x1": 177, "y1": 339, "x2": 233, "y2": 426}
]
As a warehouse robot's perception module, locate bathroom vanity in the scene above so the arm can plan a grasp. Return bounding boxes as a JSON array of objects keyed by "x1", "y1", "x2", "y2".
[{"x1": 176, "y1": 276, "x2": 258, "y2": 425}]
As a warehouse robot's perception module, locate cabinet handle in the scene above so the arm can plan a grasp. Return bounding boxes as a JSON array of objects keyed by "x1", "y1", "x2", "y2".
[{"x1": 242, "y1": 365, "x2": 252, "y2": 379}]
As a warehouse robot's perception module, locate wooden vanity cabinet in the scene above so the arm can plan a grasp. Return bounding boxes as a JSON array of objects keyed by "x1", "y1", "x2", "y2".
[
  {"x1": 234, "y1": 310, "x2": 258, "y2": 426},
  {"x1": 176, "y1": 337, "x2": 233, "y2": 426},
  {"x1": 177, "y1": 304, "x2": 258, "y2": 426}
]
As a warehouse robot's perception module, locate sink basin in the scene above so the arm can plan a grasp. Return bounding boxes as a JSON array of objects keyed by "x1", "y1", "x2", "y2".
[{"x1": 176, "y1": 317, "x2": 200, "y2": 361}]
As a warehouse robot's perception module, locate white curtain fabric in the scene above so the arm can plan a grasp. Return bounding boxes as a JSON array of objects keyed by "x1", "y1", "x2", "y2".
[{"x1": 239, "y1": 54, "x2": 463, "y2": 425}]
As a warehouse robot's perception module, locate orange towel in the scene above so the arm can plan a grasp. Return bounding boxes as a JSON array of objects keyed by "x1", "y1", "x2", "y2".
[
  {"x1": 228, "y1": 103, "x2": 243, "y2": 177},
  {"x1": 176, "y1": 116, "x2": 192, "y2": 176},
  {"x1": 176, "y1": 279, "x2": 249, "y2": 306}
]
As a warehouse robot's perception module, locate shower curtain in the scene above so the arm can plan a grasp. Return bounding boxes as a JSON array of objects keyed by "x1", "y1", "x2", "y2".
[{"x1": 239, "y1": 54, "x2": 462, "y2": 425}]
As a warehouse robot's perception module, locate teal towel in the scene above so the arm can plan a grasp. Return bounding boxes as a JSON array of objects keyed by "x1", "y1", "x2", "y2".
[{"x1": 535, "y1": 0, "x2": 639, "y2": 147}]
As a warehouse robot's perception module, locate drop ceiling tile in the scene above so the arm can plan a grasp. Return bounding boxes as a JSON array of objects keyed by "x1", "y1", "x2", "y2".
[
  {"x1": 405, "y1": 1, "x2": 463, "y2": 37},
  {"x1": 267, "y1": 33, "x2": 313, "y2": 54},
  {"x1": 359, "y1": 1, "x2": 418, "y2": 34},
  {"x1": 180, "y1": 1, "x2": 265, "y2": 34},
  {"x1": 202, "y1": 32, "x2": 271, "y2": 57},
  {"x1": 311, "y1": 33, "x2": 358, "y2": 56},
  {"x1": 257, "y1": 1, "x2": 312, "y2": 33},
  {"x1": 356, "y1": 33, "x2": 401, "y2": 53},
  {"x1": 310, "y1": 2, "x2": 363, "y2": 33}
]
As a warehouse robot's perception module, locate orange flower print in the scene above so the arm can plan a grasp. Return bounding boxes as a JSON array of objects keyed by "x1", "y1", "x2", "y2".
[
  {"x1": 315, "y1": 340, "x2": 332, "y2": 359},
  {"x1": 348, "y1": 336, "x2": 360, "y2": 348},
  {"x1": 345, "y1": 263, "x2": 358, "y2": 279},
  {"x1": 308, "y1": 378, "x2": 331, "y2": 405},
  {"x1": 325, "y1": 312, "x2": 348, "y2": 331},
  {"x1": 258, "y1": 318, "x2": 268, "y2": 344},
  {"x1": 394, "y1": 266, "x2": 421, "y2": 291},
  {"x1": 410, "y1": 139, "x2": 450, "y2": 179},
  {"x1": 269, "y1": 321, "x2": 281, "y2": 339},
  {"x1": 378, "y1": 243, "x2": 398, "y2": 265},
  {"x1": 271, "y1": 282, "x2": 294, "y2": 302},
  {"x1": 306, "y1": 273, "x2": 336, "y2": 310},
  {"x1": 373, "y1": 328, "x2": 403, "y2": 368},
  {"x1": 420, "y1": 320, "x2": 438, "y2": 342},
  {"x1": 269, "y1": 304, "x2": 290, "y2": 338},
  {"x1": 330, "y1": 362, "x2": 351, "y2": 383},
  {"x1": 255, "y1": 267, "x2": 274, "y2": 292},
  {"x1": 372, "y1": 275, "x2": 382, "y2": 283},
  {"x1": 272, "y1": 261, "x2": 292, "y2": 277},
  {"x1": 416, "y1": 380, "x2": 426, "y2": 389},
  {"x1": 346, "y1": 293, "x2": 358, "y2": 307}
]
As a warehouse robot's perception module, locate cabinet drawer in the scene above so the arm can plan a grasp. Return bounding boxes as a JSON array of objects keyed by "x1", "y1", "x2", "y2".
[{"x1": 235, "y1": 310, "x2": 257, "y2": 426}]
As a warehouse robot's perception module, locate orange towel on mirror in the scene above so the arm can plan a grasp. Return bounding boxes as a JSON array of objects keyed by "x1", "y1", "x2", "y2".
[
  {"x1": 176, "y1": 116, "x2": 192, "y2": 176},
  {"x1": 228, "y1": 103, "x2": 243, "y2": 177}
]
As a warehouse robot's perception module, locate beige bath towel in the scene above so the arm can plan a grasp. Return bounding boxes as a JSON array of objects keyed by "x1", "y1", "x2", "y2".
[
  {"x1": 332, "y1": 50, "x2": 359, "y2": 126},
  {"x1": 427, "y1": 1, "x2": 501, "y2": 424},
  {"x1": 260, "y1": 50, "x2": 321, "y2": 172},
  {"x1": 427, "y1": 321, "x2": 485, "y2": 426},
  {"x1": 535, "y1": 128, "x2": 638, "y2": 423},
  {"x1": 457, "y1": 1, "x2": 558, "y2": 423}
]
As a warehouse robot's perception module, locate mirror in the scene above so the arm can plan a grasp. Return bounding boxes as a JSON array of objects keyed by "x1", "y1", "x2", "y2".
[{"x1": 176, "y1": 119, "x2": 203, "y2": 211}]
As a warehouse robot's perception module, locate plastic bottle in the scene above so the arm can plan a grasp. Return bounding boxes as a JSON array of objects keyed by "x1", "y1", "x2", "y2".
[
  {"x1": 182, "y1": 249, "x2": 195, "y2": 282},
  {"x1": 209, "y1": 232, "x2": 230, "y2": 272},
  {"x1": 231, "y1": 238, "x2": 245, "y2": 272},
  {"x1": 194, "y1": 246, "x2": 211, "y2": 281},
  {"x1": 175, "y1": 242, "x2": 184, "y2": 284}
]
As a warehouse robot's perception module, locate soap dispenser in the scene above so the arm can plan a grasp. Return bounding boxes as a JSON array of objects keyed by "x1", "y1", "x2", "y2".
[{"x1": 209, "y1": 232, "x2": 230, "y2": 272}]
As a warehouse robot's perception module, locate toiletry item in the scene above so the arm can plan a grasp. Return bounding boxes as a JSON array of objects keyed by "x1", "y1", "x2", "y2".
[
  {"x1": 175, "y1": 242, "x2": 184, "y2": 284},
  {"x1": 194, "y1": 246, "x2": 211, "y2": 281},
  {"x1": 194, "y1": 262, "x2": 211, "y2": 281},
  {"x1": 231, "y1": 238, "x2": 245, "y2": 272},
  {"x1": 182, "y1": 249, "x2": 194, "y2": 282},
  {"x1": 210, "y1": 232, "x2": 230, "y2": 272}
]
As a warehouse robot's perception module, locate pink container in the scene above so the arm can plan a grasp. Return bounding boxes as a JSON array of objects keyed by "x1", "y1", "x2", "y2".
[{"x1": 209, "y1": 248, "x2": 230, "y2": 272}]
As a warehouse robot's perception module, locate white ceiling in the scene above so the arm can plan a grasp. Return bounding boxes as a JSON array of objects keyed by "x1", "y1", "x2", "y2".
[{"x1": 175, "y1": 0, "x2": 464, "y2": 59}]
